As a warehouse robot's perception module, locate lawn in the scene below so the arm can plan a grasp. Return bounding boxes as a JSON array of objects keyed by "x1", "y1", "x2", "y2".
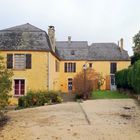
[{"x1": 91, "y1": 90, "x2": 130, "y2": 99}]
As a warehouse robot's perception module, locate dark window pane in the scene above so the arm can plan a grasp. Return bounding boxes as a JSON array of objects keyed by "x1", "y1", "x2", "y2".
[
  {"x1": 110, "y1": 63, "x2": 117, "y2": 74},
  {"x1": 14, "y1": 80, "x2": 19, "y2": 95},
  {"x1": 89, "y1": 63, "x2": 92, "y2": 68},
  {"x1": 68, "y1": 78, "x2": 73, "y2": 91},
  {"x1": 68, "y1": 63, "x2": 71, "y2": 72}
]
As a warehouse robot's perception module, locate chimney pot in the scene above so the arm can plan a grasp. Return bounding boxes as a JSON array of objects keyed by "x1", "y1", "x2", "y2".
[{"x1": 68, "y1": 36, "x2": 71, "y2": 43}]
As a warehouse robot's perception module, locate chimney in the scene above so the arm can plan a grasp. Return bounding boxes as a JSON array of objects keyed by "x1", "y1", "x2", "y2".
[
  {"x1": 118, "y1": 41, "x2": 119, "y2": 47},
  {"x1": 68, "y1": 36, "x2": 71, "y2": 44},
  {"x1": 48, "y1": 26, "x2": 56, "y2": 52},
  {"x1": 120, "y1": 38, "x2": 123, "y2": 51}
]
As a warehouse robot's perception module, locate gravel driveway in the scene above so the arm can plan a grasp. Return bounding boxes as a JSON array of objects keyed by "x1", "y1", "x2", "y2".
[{"x1": 0, "y1": 99, "x2": 140, "y2": 140}]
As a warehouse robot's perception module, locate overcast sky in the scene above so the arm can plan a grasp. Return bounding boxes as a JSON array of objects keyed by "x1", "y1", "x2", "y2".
[{"x1": 0, "y1": 0, "x2": 140, "y2": 55}]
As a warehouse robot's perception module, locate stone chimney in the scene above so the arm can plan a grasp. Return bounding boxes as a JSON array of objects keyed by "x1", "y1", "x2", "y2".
[
  {"x1": 68, "y1": 36, "x2": 71, "y2": 44},
  {"x1": 120, "y1": 38, "x2": 124, "y2": 51},
  {"x1": 48, "y1": 26, "x2": 56, "y2": 52}
]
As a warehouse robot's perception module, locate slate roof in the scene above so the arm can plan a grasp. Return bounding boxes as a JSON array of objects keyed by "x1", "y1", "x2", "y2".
[
  {"x1": 88, "y1": 43, "x2": 130, "y2": 61},
  {"x1": 0, "y1": 23, "x2": 130, "y2": 61},
  {"x1": 56, "y1": 42, "x2": 130, "y2": 61},
  {"x1": 56, "y1": 41, "x2": 88, "y2": 60},
  {"x1": 0, "y1": 23, "x2": 51, "y2": 51}
]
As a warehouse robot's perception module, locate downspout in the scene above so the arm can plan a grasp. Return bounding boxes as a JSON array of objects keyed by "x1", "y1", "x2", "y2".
[{"x1": 47, "y1": 52, "x2": 50, "y2": 91}]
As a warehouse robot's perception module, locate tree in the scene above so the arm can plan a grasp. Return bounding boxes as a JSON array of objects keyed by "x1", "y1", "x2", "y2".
[
  {"x1": 133, "y1": 31, "x2": 140, "y2": 55},
  {"x1": 73, "y1": 68, "x2": 103, "y2": 99},
  {"x1": 131, "y1": 53, "x2": 140, "y2": 65},
  {"x1": 0, "y1": 55, "x2": 13, "y2": 120},
  {"x1": 131, "y1": 31, "x2": 140, "y2": 64}
]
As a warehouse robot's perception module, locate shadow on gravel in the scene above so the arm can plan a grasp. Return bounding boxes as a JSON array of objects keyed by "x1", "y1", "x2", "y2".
[{"x1": 0, "y1": 115, "x2": 9, "y2": 131}]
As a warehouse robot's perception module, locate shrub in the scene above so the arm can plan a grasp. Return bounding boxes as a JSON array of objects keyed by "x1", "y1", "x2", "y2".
[
  {"x1": 132, "y1": 60, "x2": 140, "y2": 93},
  {"x1": 18, "y1": 90, "x2": 63, "y2": 108},
  {"x1": 0, "y1": 56, "x2": 13, "y2": 121},
  {"x1": 115, "y1": 60, "x2": 140, "y2": 94},
  {"x1": 73, "y1": 68, "x2": 103, "y2": 99}
]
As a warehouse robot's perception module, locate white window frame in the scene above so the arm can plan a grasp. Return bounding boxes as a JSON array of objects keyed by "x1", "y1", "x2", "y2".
[{"x1": 13, "y1": 78, "x2": 26, "y2": 96}]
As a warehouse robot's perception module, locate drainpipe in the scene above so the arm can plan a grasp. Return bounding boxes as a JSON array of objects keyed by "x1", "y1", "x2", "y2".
[{"x1": 47, "y1": 52, "x2": 50, "y2": 91}]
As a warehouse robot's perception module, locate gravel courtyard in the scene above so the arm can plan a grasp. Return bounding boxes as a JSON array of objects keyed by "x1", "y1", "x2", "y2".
[{"x1": 0, "y1": 99, "x2": 140, "y2": 140}]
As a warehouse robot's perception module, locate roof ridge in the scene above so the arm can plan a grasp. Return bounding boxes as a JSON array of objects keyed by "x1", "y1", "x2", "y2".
[
  {"x1": 0, "y1": 23, "x2": 44, "y2": 32},
  {"x1": 56, "y1": 41, "x2": 88, "y2": 42},
  {"x1": 91, "y1": 42, "x2": 117, "y2": 45}
]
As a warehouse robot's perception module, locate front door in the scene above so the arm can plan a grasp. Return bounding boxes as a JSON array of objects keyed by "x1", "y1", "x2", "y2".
[
  {"x1": 110, "y1": 74, "x2": 116, "y2": 90},
  {"x1": 68, "y1": 78, "x2": 73, "y2": 92},
  {"x1": 14, "y1": 79, "x2": 25, "y2": 96}
]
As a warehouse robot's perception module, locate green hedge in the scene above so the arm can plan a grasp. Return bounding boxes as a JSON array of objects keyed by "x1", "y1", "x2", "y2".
[
  {"x1": 115, "y1": 60, "x2": 140, "y2": 94},
  {"x1": 18, "y1": 91, "x2": 63, "y2": 108}
]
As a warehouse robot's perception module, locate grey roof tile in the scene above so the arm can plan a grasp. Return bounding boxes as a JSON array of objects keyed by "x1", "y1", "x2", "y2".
[
  {"x1": 56, "y1": 42, "x2": 130, "y2": 61},
  {"x1": 0, "y1": 23, "x2": 51, "y2": 51},
  {"x1": 0, "y1": 23, "x2": 130, "y2": 61},
  {"x1": 88, "y1": 43, "x2": 130, "y2": 61},
  {"x1": 56, "y1": 41, "x2": 88, "y2": 60}
]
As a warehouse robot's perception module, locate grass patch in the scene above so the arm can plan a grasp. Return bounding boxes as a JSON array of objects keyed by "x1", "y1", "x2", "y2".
[{"x1": 91, "y1": 90, "x2": 130, "y2": 99}]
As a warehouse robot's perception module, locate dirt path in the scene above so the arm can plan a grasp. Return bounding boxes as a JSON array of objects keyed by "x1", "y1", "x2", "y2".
[{"x1": 0, "y1": 99, "x2": 140, "y2": 140}]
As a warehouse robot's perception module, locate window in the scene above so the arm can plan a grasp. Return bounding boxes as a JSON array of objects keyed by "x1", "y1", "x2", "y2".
[
  {"x1": 14, "y1": 54, "x2": 26, "y2": 70},
  {"x1": 64, "y1": 62, "x2": 76, "y2": 72},
  {"x1": 71, "y1": 50, "x2": 75, "y2": 55},
  {"x1": 14, "y1": 79, "x2": 25, "y2": 96},
  {"x1": 110, "y1": 63, "x2": 117, "y2": 74},
  {"x1": 89, "y1": 63, "x2": 92, "y2": 68},
  {"x1": 68, "y1": 78, "x2": 73, "y2": 91},
  {"x1": 55, "y1": 60, "x2": 60, "y2": 72},
  {"x1": 7, "y1": 54, "x2": 32, "y2": 70}
]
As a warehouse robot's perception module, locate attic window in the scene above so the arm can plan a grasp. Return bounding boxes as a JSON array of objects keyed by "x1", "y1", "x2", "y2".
[{"x1": 71, "y1": 50, "x2": 75, "y2": 55}]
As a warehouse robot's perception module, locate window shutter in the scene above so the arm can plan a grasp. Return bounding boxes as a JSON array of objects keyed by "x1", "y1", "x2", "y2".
[
  {"x1": 64, "y1": 63, "x2": 67, "y2": 72},
  {"x1": 26, "y1": 54, "x2": 32, "y2": 69},
  {"x1": 7, "y1": 54, "x2": 13, "y2": 69},
  {"x1": 74, "y1": 63, "x2": 76, "y2": 72}
]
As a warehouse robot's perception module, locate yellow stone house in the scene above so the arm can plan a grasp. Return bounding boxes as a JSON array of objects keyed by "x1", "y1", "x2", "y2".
[{"x1": 0, "y1": 23, "x2": 130, "y2": 103}]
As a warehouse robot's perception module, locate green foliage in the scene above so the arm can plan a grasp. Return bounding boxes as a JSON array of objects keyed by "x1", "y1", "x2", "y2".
[
  {"x1": 115, "y1": 60, "x2": 140, "y2": 94},
  {"x1": 131, "y1": 53, "x2": 140, "y2": 65},
  {"x1": 92, "y1": 90, "x2": 130, "y2": 99},
  {"x1": 97, "y1": 74, "x2": 105, "y2": 90},
  {"x1": 18, "y1": 91, "x2": 63, "y2": 108},
  {"x1": 75, "y1": 94, "x2": 83, "y2": 99},
  {"x1": 133, "y1": 30, "x2": 140, "y2": 54},
  {"x1": 115, "y1": 69, "x2": 129, "y2": 89},
  {"x1": 0, "y1": 56, "x2": 13, "y2": 111},
  {"x1": 132, "y1": 60, "x2": 140, "y2": 93}
]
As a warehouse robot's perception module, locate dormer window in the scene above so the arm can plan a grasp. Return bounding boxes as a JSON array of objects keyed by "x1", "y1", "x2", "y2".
[{"x1": 71, "y1": 50, "x2": 75, "y2": 55}]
